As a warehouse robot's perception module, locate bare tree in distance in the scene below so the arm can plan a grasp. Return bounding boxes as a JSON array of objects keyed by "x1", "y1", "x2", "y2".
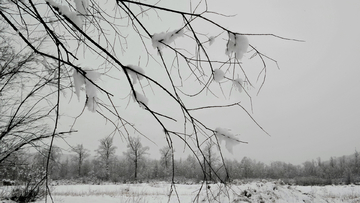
[
  {"x1": 95, "y1": 136, "x2": 117, "y2": 180},
  {"x1": 0, "y1": 0, "x2": 300, "y2": 200},
  {"x1": 159, "y1": 146, "x2": 173, "y2": 178},
  {"x1": 202, "y1": 141, "x2": 219, "y2": 182},
  {"x1": 71, "y1": 144, "x2": 90, "y2": 177},
  {"x1": 123, "y1": 136, "x2": 149, "y2": 180}
]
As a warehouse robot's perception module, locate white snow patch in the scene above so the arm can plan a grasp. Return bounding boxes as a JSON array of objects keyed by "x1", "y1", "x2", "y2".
[
  {"x1": 226, "y1": 32, "x2": 249, "y2": 60},
  {"x1": 25, "y1": 181, "x2": 360, "y2": 203}
]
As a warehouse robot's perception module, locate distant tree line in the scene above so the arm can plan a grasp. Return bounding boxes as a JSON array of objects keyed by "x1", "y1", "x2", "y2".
[{"x1": 1, "y1": 137, "x2": 359, "y2": 186}]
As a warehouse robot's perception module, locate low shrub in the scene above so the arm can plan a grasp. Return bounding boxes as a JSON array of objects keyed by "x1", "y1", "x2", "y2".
[{"x1": 1, "y1": 180, "x2": 46, "y2": 203}]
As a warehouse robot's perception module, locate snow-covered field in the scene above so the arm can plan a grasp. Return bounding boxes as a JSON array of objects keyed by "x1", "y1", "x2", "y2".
[{"x1": 2, "y1": 181, "x2": 360, "y2": 203}]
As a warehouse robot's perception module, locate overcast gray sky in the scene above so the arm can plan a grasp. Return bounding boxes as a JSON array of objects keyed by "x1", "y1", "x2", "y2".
[{"x1": 57, "y1": 0, "x2": 360, "y2": 165}]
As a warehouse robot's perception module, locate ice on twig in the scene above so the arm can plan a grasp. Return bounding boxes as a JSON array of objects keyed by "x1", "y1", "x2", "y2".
[
  {"x1": 127, "y1": 65, "x2": 145, "y2": 84},
  {"x1": 215, "y1": 127, "x2": 239, "y2": 153},
  {"x1": 133, "y1": 91, "x2": 148, "y2": 109},
  {"x1": 151, "y1": 29, "x2": 184, "y2": 50},
  {"x1": 213, "y1": 69, "x2": 225, "y2": 82},
  {"x1": 226, "y1": 32, "x2": 249, "y2": 60}
]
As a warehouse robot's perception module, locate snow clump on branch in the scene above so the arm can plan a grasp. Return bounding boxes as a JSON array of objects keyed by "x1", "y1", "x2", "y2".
[
  {"x1": 215, "y1": 127, "x2": 240, "y2": 154},
  {"x1": 233, "y1": 77, "x2": 244, "y2": 93},
  {"x1": 133, "y1": 91, "x2": 148, "y2": 109},
  {"x1": 226, "y1": 32, "x2": 249, "y2": 60},
  {"x1": 213, "y1": 69, "x2": 225, "y2": 82},
  {"x1": 151, "y1": 29, "x2": 184, "y2": 50},
  {"x1": 85, "y1": 71, "x2": 101, "y2": 112},
  {"x1": 72, "y1": 69, "x2": 101, "y2": 112},
  {"x1": 46, "y1": 0, "x2": 88, "y2": 30},
  {"x1": 73, "y1": 70, "x2": 85, "y2": 100},
  {"x1": 127, "y1": 65, "x2": 145, "y2": 84}
]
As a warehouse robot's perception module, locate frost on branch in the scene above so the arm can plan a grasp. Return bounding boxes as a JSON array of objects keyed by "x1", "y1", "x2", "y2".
[
  {"x1": 127, "y1": 65, "x2": 145, "y2": 84},
  {"x1": 72, "y1": 69, "x2": 101, "y2": 112},
  {"x1": 215, "y1": 127, "x2": 240, "y2": 154},
  {"x1": 133, "y1": 91, "x2": 148, "y2": 109},
  {"x1": 225, "y1": 32, "x2": 249, "y2": 60},
  {"x1": 151, "y1": 29, "x2": 184, "y2": 50},
  {"x1": 213, "y1": 69, "x2": 225, "y2": 82}
]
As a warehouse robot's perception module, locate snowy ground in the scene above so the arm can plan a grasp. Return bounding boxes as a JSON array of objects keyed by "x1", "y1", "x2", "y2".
[{"x1": 2, "y1": 180, "x2": 360, "y2": 203}]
